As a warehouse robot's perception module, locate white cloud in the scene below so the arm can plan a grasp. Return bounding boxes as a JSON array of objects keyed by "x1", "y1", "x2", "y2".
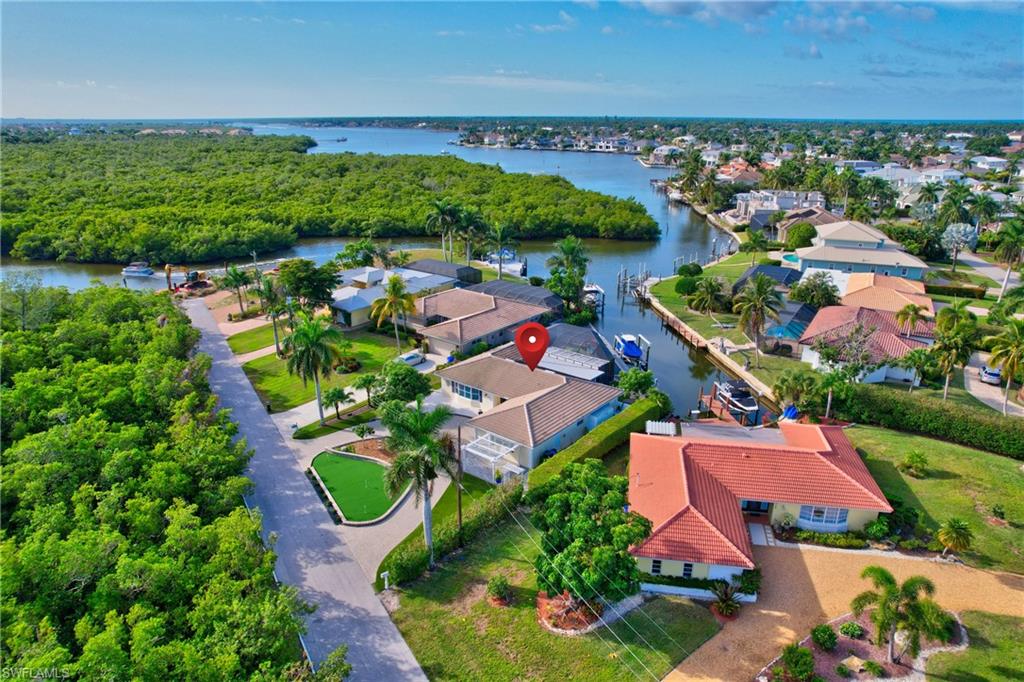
[
  {"x1": 85, "y1": 80, "x2": 97, "y2": 88},
  {"x1": 601, "y1": 25, "x2": 616, "y2": 34},
  {"x1": 783, "y1": 43, "x2": 823, "y2": 60},
  {"x1": 573, "y1": 0, "x2": 600, "y2": 8},
  {"x1": 633, "y1": 1, "x2": 779, "y2": 25},
  {"x1": 530, "y1": 10, "x2": 578, "y2": 32},
  {"x1": 436, "y1": 29, "x2": 467, "y2": 37},
  {"x1": 786, "y1": 10, "x2": 871, "y2": 41}
]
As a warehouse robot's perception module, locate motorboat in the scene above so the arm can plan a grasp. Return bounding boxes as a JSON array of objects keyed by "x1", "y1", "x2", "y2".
[
  {"x1": 583, "y1": 282, "x2": 605, "y2": 305},
  {"x1": 614, "y1": 333, "x2": 650, "y2": 366},
  {"x1": 121, "y1": 261, "x2": 154, "y2": 277},
  {"x1": 714, "y1": 379, "x2": 759, "y2": 413}
]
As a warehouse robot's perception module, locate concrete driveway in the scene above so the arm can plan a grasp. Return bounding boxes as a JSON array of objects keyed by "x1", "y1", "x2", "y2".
[
  {"x1": 665, "y1": 545, "x2": 1024, "y2": 682},
  {"x1": 963, "y1": 351, "x2": 1024, "y2": 418},
  {"x1": 958, "y1": 250, "x2": 1020, "y2": 297},
  {"x1": 184, "y1": 301, "x2": 426, "y2": 680}
]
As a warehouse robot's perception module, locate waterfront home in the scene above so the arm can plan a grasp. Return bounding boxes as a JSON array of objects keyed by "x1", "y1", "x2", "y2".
[
  {"x1": 798, "y1": 305, "x2": 936, "y2": 385},
  {"x1": 775, "y1": 207, "x2": 843, "y2": 242},
  {"x1": 725, "y1": 190, "x2": 827, "y2": 229},
  {"x1": 439, "y1": 353, "x2": 622, "y2": 481},
  {"x1": 839, "y1": 273, "x2": 934, "y2": 316},
  {"x1": 628, "y1": 423, "x2": 891, "y2": 582},
  {"x1": 406, "y1": 258, "x2": 483, "y2": 285},
  {"x1": 731, "y1": 264, "x2": 802, "y2": 295},
  {"x1": 835, "y1": 159, "x2": 882, "y2": 175},
  {"x1": 793, "y1": 220, "x2": 929, "y2": 280},
  {"x1": 920, "y1": 166, "x2": 964, "y2": 185},
  {"x1": 863, "y1": 165, "x2": 923, "y2": 188},
  {"x1": 970, "y1": 155, "x2": 1009, "y2": 172},
  {"x1": 700, "y1": 150, "x2": 722, "y2": 166},
  {"x1": 329, "y1": 266, "x2": 456, "y2": 328},
  {"x1": 490, "y1": 322, "x2": 615, "y2": 382},
  {"x1": 715, "y1": 158, "x2": 763, "y2": 185},
  {"x1": 763, "y1": 300, "x2": 818, "y2": 354},
  {"x1": 465, "y1": 280, "x2": 563, "y2": 312},
  {"x1": 650, "y1": 144, "x2": 682, "y2": 165},
  {"x1": 412, "y1": 288, "x2": 552, "y2": 357}
]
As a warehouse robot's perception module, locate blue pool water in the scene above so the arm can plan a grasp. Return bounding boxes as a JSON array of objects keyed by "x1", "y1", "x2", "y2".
[{"x1": 783, "y1": 253, "x2": 800, "y2": 263}]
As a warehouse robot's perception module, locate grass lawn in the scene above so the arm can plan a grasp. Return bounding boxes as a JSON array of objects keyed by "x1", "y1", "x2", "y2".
[
  {"x1": 846, "y1": 425, "x2": 1024, "y2": 574},
  {"x1": 926, "y1": 611, "x2": 1024, "y2": 680},
  {"x1": 879, "y1": 370, "x2": 995, "y2": 413},
  {"x1": 242, "y1": 330, "x2": 414, "y2": 412},
  {"x1": 226, "y1": 322, "x2": 278, "y2": 354},
  {"x1": 650, "y1": 278, "x2": 749, "y2": 345},
  {"x1": 390, "y1": 519, "x2": 720, "y2": 681},
  {"x1": 926, "y1": 261, "x2": 999, "y2": 289},
  {"x1": 312, "y1": 451, "x2": 406, "y2": 522},
  {"x1": 703, "y1": 251, "x2": 769, "y2": 284},
  {"x1": 293, "y1": 402, "x2": 378, "y2": 439}
]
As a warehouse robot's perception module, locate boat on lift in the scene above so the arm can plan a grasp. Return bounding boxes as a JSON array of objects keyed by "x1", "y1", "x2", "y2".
[
  {"x1": 714, "y1": 379, "x2": 760, "y2": 413},
  {"x1": 614, "y1": 333, "x2": 650, "y2": 367},
  {"x1": 121, "y1": 261, "x2": 154, "y2": 277},
  {"x1": 582, "y1": 282, "x2": 605, "y2": 306}
]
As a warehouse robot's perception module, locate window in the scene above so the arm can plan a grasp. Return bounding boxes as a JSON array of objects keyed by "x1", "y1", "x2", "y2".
[
  {"x1": 449, "y1": 381, "x2": 482, "y2": 401},
  {"x1": 682, "y1": 563, "x2": 693, "y2": 579},
  {"x1": 651, "y1": 559, "x2": 662, "y2": 575},
  {"x1": 799, "y1": 505, "x2": 849, "y2": 526},
  {"x1": 576, "y1": 419, "x2": 584, "y2": 426},
  {"x1": 900, "y1": 268, "x2": 908, "y2": 276}
]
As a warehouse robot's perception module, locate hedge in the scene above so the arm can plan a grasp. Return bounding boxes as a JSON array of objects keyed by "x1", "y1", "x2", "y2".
[
  {"x1": 527, "y1": 393, "x2": 671, "y2": 489},
  {"x1": 924, "y1": 283, "x2": 987, "y2": 299},
  {"x1": 836, "y1": 384, "x2": 1024, "y2": 459},
  {"x1": 375, "y1": 481, "x2": 523, "y2": 590}
]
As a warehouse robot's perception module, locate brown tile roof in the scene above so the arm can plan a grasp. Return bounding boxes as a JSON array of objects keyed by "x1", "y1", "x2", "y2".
[
  {"x1": 415, "y1": 288, "x2": 493, "y2": 319},
  {"x1": 794, "y1": 244, "x2": 928, "y2": 269},
  {"x1": 628, "y1": 424, "x2": 891, "y2": 568},
  {"x1": 799, "y1": 305, "x2": 935, "y2": 363},
  {"x1": 416, "y1": 289, "x2": 549, "y2": 345},
  {"x1": 841, "y1": 287, "x2": 935, "y2": 316},
  {"x1": 845, "y1": 273, "x2": 926, "y2": 295},
  {"x1": 467, "y1": 379, "x2": 621, "y2": 446},
  {"x1": 436, "y1": 354, "x2": 563, "y2": 399}
]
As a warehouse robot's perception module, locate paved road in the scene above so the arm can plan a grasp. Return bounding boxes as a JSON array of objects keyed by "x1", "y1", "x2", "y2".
[
  {"x1": 958, "y1": 250, "x2": 1019, "y2": 297},
  {"x1": 185, "y1": 300, "x2": 426, "y2": 680},
  {"x1": 964, "y1": 351, "x2": 1024, "y2": 417}
]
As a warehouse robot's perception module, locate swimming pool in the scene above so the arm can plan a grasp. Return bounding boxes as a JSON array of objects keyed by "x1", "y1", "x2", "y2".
[{"x1": 782, "y1": 253, "x2": 800, "y2": 263}]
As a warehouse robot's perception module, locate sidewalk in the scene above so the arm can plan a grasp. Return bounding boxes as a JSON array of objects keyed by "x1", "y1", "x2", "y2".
[
  {"x1": 963, "y1": 351, "x2": 1024, "y2": 417},
  {"x1": 958, "y1": 250, "x2": 1019, "y2": 297}
]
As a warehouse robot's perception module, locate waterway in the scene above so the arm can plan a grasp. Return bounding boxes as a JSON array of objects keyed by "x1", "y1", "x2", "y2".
[{"x1": 3, "y1": 124, "x2": 745, "y2": 414}]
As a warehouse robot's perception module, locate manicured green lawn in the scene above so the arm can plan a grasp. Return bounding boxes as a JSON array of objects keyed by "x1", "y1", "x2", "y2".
[
  {"x1": 293, "y1": 403, "x2": 378, "y2": 439},
  {"x1": 880, "y1": 370, "x2": 995, "y2": 413},
  {"x1": 847, "y1": 425, "x2": 1024, "y2": 574},
  {"x1": 226, "y1": 322, "x2": 278, "y2": 354},
  {"x1": 650, "y1": 278, "x2": 749, "y2": 345},
  {"x1": 930, "y1": 293, "x2": 996, "y2": 310},
  {"x1": 242, "y1": 330, "x2": 414, "y2": 411},
  {"x1": 390, "y1": 519, "x2": 720, "y2": 681},
  {"x1": 312, "y1": 452, "x2": 407, "y2": 522},
  {"x1": 926, "y1": 611, "x2": 1024, "y2": 680},
  {"x1": 926, "y1": 262, "x2": 999, "y2": 289},
  {"x1": 703, "y1": 251, "x2": 770, "y2": 283}
]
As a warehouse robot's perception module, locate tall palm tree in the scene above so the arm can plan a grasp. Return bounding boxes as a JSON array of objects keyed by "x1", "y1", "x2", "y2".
[
  {"x1": 459, "y1": 207, "x2": 488, "y2": 264},
  {"x1": 895, "y1": 303, "x2": 926, "y2": 338},
  {"x1": 917, "y1": 181, "x2": 943, "y2": 206},
  {"x1": 772, "y1": 368, "x2": 820, "y2": 407},
  {"x1": 935, "y1": 297, "x2": 976, "y2": 332},
  {"x1": 679, "y1": 162, "x2": 701, "y2": 194},
  {"x1": 221, "y1": 265, "x2": 252, "y2": 317},
  {"x1": 370, "y1": 275, "x2": 416, "y2": 351},
  {"x1": 936, "y1": 517, "x2": 974, "y2": 558},
  {"x1": 425, "y1": 198, "x2": 462, "y2": 263},
  {"x1": 850, "y1": 565, "x2": 950, "y2": 664},
  {"x1": 352, "y1": 373, "x2": 378, "y2": 408},
  {"x1": 256, "y1": 275, "x2": 284, "y2": 355},
  {"x1": 984, "y1": 318, "x2": 1024, "y2": 415},
  {"x1": 967, "y1": 192, "x2": 999, "y2": 229},
  {"x1": 281, "y1": 313, "x2": 344, "y2": 425},
  {"x1": 741, "y1": 230, "x2": 770, "y2": 265},
  {"x1": 937, "y1": 184, "x2": 971, "y2": 227},
  {"x1": 899, "y1": 348, "x2": 934, "y2": 393},
  {"x1": 486, "y1": 222, "x2": 518, "y2": 280},
  {"x1": 687, "y1": 276, "x2": 726, "y2": 326},
  {"x1": 933, "y1": 323, "x2": 975, "y2": 401},
  {"x1": 381, "y1": 398, "x2": 455, "y2": 567},
  {"x1": 994, "y1": 219, "x2": 1024, "y2": 300},
  {"x1": 546, "y1": 235, "x2": 590, "y2": 275},
  {"x1": 321, "y1": 386, "x2": 355, "y2": 421},
  {"x1": 732, "y1": 274, "x2": 784, "y2": 368}
]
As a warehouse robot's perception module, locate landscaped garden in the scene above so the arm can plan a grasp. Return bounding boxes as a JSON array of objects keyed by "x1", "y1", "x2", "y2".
[
  {"x1": 926, "y1": 611, "x2": 1024, "y2": 680},
  {"x1": 311, "y1": 451, "x2": 407, "y2": 522},
  {"x1": 847, "y1": 425, "x2": 1024, "y2": 574},
  {"x1": 242, "y1": 330, "x2": 415, "y2": 411}
]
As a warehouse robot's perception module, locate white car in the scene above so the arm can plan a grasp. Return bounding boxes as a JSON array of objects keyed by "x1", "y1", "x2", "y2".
[
  {"x1": 979, "y1": 365, "x2": 1002, "y2": 386},
  {"x1": 398, "y1": 350, "x2": 425, "y2": 367}
]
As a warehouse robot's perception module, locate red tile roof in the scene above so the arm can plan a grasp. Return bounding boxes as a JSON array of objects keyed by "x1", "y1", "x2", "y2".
[
  {"x1": 799, "y1": 305, "x2": 935, "y2": 363},
  {"x1": 628, "y1": 424, "x2": 890, "y2": 568}
]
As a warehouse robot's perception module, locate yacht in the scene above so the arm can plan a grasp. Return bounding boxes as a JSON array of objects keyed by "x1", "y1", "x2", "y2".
[
  {"x1": 714, "y1": 379, "x2": 760, "y2": 413},
  {"x1": 121, "y1": 261, "x2": 154, "y2": 277}
]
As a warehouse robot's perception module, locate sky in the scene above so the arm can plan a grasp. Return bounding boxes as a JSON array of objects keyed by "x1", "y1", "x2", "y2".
[{"x1": 2, "y1": 1, "x2": 1023, "y2": 120}]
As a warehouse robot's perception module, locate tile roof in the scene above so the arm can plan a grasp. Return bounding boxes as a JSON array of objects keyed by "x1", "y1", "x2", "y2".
[
  {"x1": 841, "y1": 287, "x2": 935, "y2": 316},
  {"x1": 778, "y1": 207, "x2": 843, "y2": 230},
  {"x1": 845, "y1": 273, "x2": 926, "y2": 295},
  {"x1": 436, "y1": 354, "x2": 564, "y2": 399},
  {"x1": 628, "y1": 424, "x2": 891, "y2": 568},
  {"x1": 795, "y1": 244, "x2": 929, "y2": 269},
  {"x1": 416, "y1": 289, "x2": 549, "y2": 345},
  {"x1": 815, "y1": 220, "x2": 894, "y2": 244},
  {"x1": 799, "y1": 305, "x2": 935, "y2": 363}
]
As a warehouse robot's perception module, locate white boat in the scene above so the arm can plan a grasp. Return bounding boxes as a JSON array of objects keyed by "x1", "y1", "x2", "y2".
[
  {"x1": 121, "y1": 261, "x2": 154, "y2": 277},
  {"x1": 583, "y1": 283, "x2": 605, "y2": 305},
  {"x1": 714, "y1": 379, "x2": 760, "y2": 413},
  {"x1": 614, "y1": 333, "x2": 650, "y2": 367}
]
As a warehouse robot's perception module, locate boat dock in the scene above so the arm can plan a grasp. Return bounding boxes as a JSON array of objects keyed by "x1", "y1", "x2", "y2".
[{"x1": 698, "y1": 384, "x2": 765, "y2": 427}]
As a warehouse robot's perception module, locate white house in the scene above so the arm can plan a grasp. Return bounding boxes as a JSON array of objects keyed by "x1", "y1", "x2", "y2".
[
  {"x1": 835, "y1": 159, "x2": 883, "y2": 175},
  {"x1": 919, "y1": 167, "x2": 964, "y2": 185},
  {"x1": 863, "y1": 165, "x2": 923, "y2": 188},
  {"x1": 330, "y1": 267, "x2": 455, "y2": 328},
  {"x1": 970, "y1": 155, "x2": 1009, "y2": 172},
  {"x1": 725, "y1": 190, "x2": 827, "y2": 229}
]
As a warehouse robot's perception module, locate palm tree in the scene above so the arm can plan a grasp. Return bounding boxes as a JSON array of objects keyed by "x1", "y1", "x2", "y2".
[
  {"x1": 458, "y1": 207, "x2": 486, "y2": 263},
  {"x1": 352, "y1": 373, "x2": 378, "y2": 408},
  {"x1": 917, "y1": 181, "x2": 943, "y2": 206},
  {"x1": 850, "y1": 565, "x2": 949, "y2": 664},
  {"x1": 984, "y1": 318, "x2": 1024, "y2": 415},
  {"x1": 895, "y1": 303, "x2": 926, "y2": 338},
  {"x1": 256, "y1": 275, "x2": 284, "y2": 355},
  {"x1": 967, "y1": 192, "x2": 999, "y2": 230},
  {"x1": 772, "y1": 368, "x2": 820, "y2": 406},
  {"x1": 282, "y1": 313, "x2": 344, "y2": 425},
  {"x1": 221, "y1": 265, "x2": 252, "y2": 317},
  {"x1": 546, "y1": 235, "x2": 590, "y2": 275},
  {"x1": 381, "y1": 398, "x2": 455, "y2": 567},
  {"x1": 937, "y1": 184, "x2": 971, "y2": 227},
  {"x1": 370, "y1": 275, "x2": 416, "y2": 351},
  {"x1": 994, "y1": 219, "x2": 1024, "y2": 300},
  {"x1": 899, "y1": 348, "x2": 934, "y2": 393},
  {"x1": 425, "y1": 198, "x2": 462, "y2": 262},
  {"x1": 732, "y1": 274, "x2": 784, "y2": 368},
  {"x1": 485, "y1": 222, "x2": 518, "y2": 281},
  {"x1": 936, "y1": 517, "x2": 974, "y2": 558},
  {"x1": 936, "y1": 298, "x2": 977, "y2": 332},
  {"x1": 933, "y1": 323, "x2": 975, "y2": 401},
  {"x1": 687, "y1": 276, "x2": 726, "y2": 326},
  {"x1": 321, "y1": 386, "x2": 355, "y2": 421},
  {"x1": 697, "y1": 175, "x2": 718, "y2": 209},
  {"x1": 741, "y1": 230, "x2": 770, "y2": 265},
  {"x1": 679, "y1": 162, "x2": 701, "y2": 194}
]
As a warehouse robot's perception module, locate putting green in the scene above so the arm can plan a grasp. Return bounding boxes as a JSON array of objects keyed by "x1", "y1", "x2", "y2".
[{"x1": 312, "y1": 452, "x2": 407, "y2": 522}]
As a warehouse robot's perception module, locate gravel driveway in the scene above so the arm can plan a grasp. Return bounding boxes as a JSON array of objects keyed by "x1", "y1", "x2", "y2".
[{"x1": 665, "y1": 545, "x2": 1024, "y2": 682}]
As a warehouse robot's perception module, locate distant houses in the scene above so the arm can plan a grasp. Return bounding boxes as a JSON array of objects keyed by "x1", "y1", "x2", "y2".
[{"x1": 723, "y1": 190, "x2": 827, "y2": 230}]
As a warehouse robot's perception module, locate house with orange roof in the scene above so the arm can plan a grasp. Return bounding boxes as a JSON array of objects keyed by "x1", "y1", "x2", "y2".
[
  {"x1": 628, "y1": 423, "x2": 891, "y2": 582},
  {"x1": 840, "y1": 273, "x2": 935, "y2": 317}
]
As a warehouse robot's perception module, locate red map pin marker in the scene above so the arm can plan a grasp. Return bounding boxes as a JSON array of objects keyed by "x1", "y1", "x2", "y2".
[{"x1": 515, "y1": 322, "x2": 550, "y2": 371}]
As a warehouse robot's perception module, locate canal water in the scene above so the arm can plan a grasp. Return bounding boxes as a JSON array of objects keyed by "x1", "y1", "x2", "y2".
[{"x1": 2, "y1": 124, "x2": 742, "y2": 414}]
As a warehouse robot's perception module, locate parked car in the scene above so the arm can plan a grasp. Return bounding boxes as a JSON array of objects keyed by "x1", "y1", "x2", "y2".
[
  {"x1": 398, "y1": 350, "x2": 425, "y2": 367},
  {"x1": 979, "y1": 365, "x2": 1002, "y2": 386}
]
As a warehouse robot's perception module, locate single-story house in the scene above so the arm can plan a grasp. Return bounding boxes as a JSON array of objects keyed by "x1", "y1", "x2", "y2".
[
  {"x1": 465, "y1": 280, "x2": 564, "y2": 313},
  {"x1": 731, "y1": 264, "x2": 802, "y2": 295},
  {"x1": 763, "y1": 301, "x2": 817, "y2": 353},
  {"x1": 413, "y1": 288, "x2": 551, "y2": 357},
  {"x1": 628, "y1": 423, "x2": 892, "y2": 581},
  {"x1": 439, "y1": 353, "x2": 622, "y2": 479},
  {"x1": 799, "y1": 305, "x2": 936, "y2": 385},
  {"x1": 490, "y1": 322, "x2": 615, "y2": 383},
  {"x1": 330, "y1": 267, "x2": 455, "y2": 328},
  {"x1": 406, "y1": 259, "x2": 483, "y2": 285},
  {"x1": 840, "y1": 273, "x2": 934, "y2": 317}
]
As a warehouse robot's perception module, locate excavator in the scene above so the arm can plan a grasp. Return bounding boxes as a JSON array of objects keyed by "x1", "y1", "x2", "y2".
[{"x1": 163, "y1": 264, "x2": 209, "y2": 292}]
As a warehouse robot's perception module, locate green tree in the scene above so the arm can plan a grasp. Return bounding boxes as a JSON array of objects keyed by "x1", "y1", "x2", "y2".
[
  {"x1": 615, "y1": 368, "x2": 655, "y2": 400},
  {"x1": 374, "y1": 360, "x2": 433, "y2": 405},
  {"x1": 772, "y1": 368, "x2": 820, "y2": 407},
  {"x1": 740, "y1": 229, "x2": 770, "y2": 265},
  {"x1": 785, "y1": 222, "x2": 816, "y2": 249},
  {"x1": 899, "y1": 348, "x2": 935, "y2": 393},
  {"x1": 282, "y1": 313, "x2": 344, "y2": 424},
  {"x1": 336, "y1": 237, "x2": 379, "y2": 269},
  {"x1": 458, "y1": 206, "x2": 487, "y2": 263},
  {"x1": 370, "y1": 274, "x2": 415, "y2": 350},
  {"x1": 546, "y1": 236, "x2": 590, "y2": 311},
  {"x1": 381, "y1": 398, "x2": 455, "y2": 566},
  {"x1": 918, "y1": 181, "x2": 943, "y2": 206},
  {"x1": 221, "y1": 265, "x2": 253, "y2": 317},
  {"x1": 850, "y1": 565, "x2": 951, "y2": 663},
  {"x1": 788, "y1": 271, "x2": 840, "y2": 308},
  {"x1": 277, "y1": 259, "x2": 340, "y2": 311},
  {"x1": 895, "y1": 303, "x2": 927, "y2": 338},
  {"x1": 527, "y1": 459, "x2": 652, "y2": 610},
  {"x1": 937, "y1": 185, "x2": 972, "y2": 227},
  {"x1": 256, "y1": 275, "x2": 284, "y2": 355},
  {"x1": 425, "y1": 198, "x2": 462, "y2": 263},
  {"x1": 933, "y1": 322, "x2": 976, "y2": 401},
  {"x1": 994, "y1": 219, "x2": 1024, "y2": 300},
  {"x1": 313, "y1": 646, "x2": 353, "y2": 681},
  {"x1": 935, "y1": 297, "x2": 977, "y2": 332},
  {"x1": 352, "y1": 373, "x2": 378, "y2": 408},
  {"x1": 940, "y1": 223, "x2": 978, "y2": 272},
  {"x1": 984, "y1": 318, "x2": 1024, "y2": 415},
  {"x1": 688, "y1": 276, "x2": 727, "y2": 326},
  {"x1": 486, "y1": 222, "x2": 518, "y2": 280},
  {"x1": 936, "y1": 518, "x2": 974, "y2": 557},
  {"x1": 967, "y1": 193, "x2": 999, "y2": 229},
  {"x1": 321, "y1": 386, "x2": 355, "y2": 420},
  {"x1": 732, "y1": 274, "x2": 783, "y2": 368}
]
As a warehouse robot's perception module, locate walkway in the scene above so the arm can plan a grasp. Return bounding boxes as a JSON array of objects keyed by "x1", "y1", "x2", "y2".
[
  {"x1": 665, "y1": 545, "x2": 1024, "y2": 682},
  {"x1": 958, "y1": 250, "x2": 1019, "y2": 297},
  {"x1": 183, "y1": 300, "x2": 426, "y2": 681},
  {"x1": 963, "y1": 351, "x2": 1024, "y2": 418}
]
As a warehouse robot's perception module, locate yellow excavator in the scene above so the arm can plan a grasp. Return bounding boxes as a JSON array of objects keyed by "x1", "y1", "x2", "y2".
[{"x1": 163, "y1": 264, "x2": 207, "y2": 291}]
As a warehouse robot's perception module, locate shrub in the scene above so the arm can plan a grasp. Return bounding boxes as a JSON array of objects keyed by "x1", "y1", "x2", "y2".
[
  {"x1": 898, "y1": 450, "x2": 929, "y2": 477},
  {"x1": 811, "y1": 624, "x2": 838, "y2": 651},
  {"x1": 839, "y1": 621, "x2": 864, "y2": 638},
  {"x1": 926, "y1": 538, "x2": 945, "y2": 552},
  {"x1": 835, "y1": 384, "x2": 1024, "y2": 459},
  {"x1": 487, "y1": 575, "x2": 512, "y2": 602},
  {"x1": 924, "y1": 283, "x2": 986, "y2": 299},
  {"x1": 786, "y1": 222, "x2": 817, "y2": 249},
  {"x1": 758, "y1": 258, "x2": 782, "y2": 266},
  {"x1": 640, "y1": 573, "x2": 722, "y2": 590},
  {"x1": 781, "y1": 644, "x2": 816, "y2": 682},
  {"x1": 452, "y1": 340, "x2": 490, "y2": 361},
  {"x1": 564, "y1": 308, "x2": 598, "y2": 326},
  {"x1": 732, "y1": 224, "x2": 748, "y2": 233},
  {"x1": 528, "y1": 276, "x2": 545, "y2": 287},
  {"x1": 675, "y1": 276, "x2": 700, "y2": 296},
  {"x1": 898, "y1": 538, "x2": 927, "y2": 551},
  {"x1": 864, "y1": 518, "x2": 890, "y2": 541},
  {"x1": 677, "y1": 262, "x2": 703, "y2": 277},
  {"x1": 835, "y1": 663, "x2": 852, "y2": 678},
  {"x1": 735, "y1": 568, "x2": 762, "y2": 595},
  {"x1": 992, "y1": 504, "x2": 1006, "y2": 520},
  {"x1": 792, "y1": 530, "x2": 868, "y2": 549},
  {"x1": 711, "y1": 581, "x2": 741, "y2": 617},
  {"x1": 528, "y1": 394, "x2": 669, "y2": 488},
  {"x1": 863, "y1": 660, "x2": 885, "y2": 677}
]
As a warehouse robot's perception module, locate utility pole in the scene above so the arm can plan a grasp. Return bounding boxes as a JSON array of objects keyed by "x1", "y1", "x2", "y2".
[{"x1": 456, "y1": 424, "x2": 464, "y2": 547}]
